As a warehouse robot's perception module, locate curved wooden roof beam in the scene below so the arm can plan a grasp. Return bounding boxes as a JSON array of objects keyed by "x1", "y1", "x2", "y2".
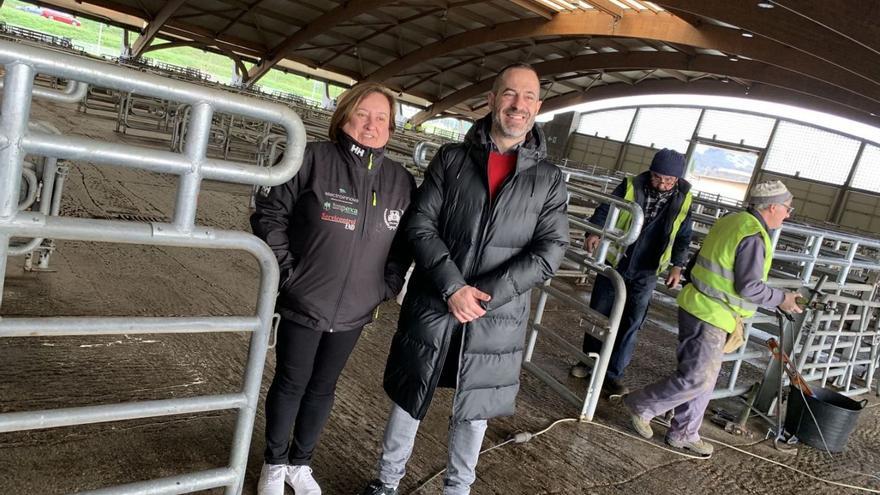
[
  {"x1": 129, "y1": 0, "x2": 189, "y2": 58},
  {"x1": 244, "y1": 0, "x2": 399, "y2": 85},
  {"x1": 361, "y1": 10, "x2": 880, "y2": 103},
  {"x1": 409, "y1": 52, "x2": 880, "y2": 125},
  {"x1": 655, "y1": 0, "x2": 880, "y2": 87}
]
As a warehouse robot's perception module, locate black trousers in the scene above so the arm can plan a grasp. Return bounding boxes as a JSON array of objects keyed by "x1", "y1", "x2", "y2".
[{"x1": 264, "y1": 319, "x2": 363, "y2": 465}]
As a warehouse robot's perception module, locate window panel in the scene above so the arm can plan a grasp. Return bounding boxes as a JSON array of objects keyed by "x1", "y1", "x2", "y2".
[
  {"x1": 576, "y1": 108, "x2": 636, "y2": 142},
  {"x1": 629, "y1": 107, "x2": 701, "y2": 152},
  {"x1": 763, "y1": 122, "x2": 859, "y2": 185},
  {"x1": 697, "y1": 110, "x2": 775, "y2": 147}
]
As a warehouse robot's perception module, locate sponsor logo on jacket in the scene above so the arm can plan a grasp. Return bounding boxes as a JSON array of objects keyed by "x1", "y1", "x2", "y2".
[{"x1": 384, "y1": 209, "x2": 402, "y2": 230}]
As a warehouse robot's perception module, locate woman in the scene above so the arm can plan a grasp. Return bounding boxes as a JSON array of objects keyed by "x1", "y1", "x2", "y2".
[{"x1": 251, "y1": 83, "x2": 415, "y2": 495}]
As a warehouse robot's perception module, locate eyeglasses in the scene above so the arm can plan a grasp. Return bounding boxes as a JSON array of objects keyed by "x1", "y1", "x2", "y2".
[
  {"x1": 780, "y1": 204, "x2": 795, "y2": 214},
  {"x1": 650, "y1": 172, "x2": 678, "y2": 185}
]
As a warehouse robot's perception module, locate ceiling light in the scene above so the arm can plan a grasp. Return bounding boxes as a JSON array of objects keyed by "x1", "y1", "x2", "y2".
[
  {"x1": 757, "y1": 1, "x2": 774, "y2": 8},
  {"x1": 721, "y1": 77, "x2": 730, "y2": 83},
  {"x1": 729, "y1": 56, "x2": 739, "y2": 62},
  {"x1": 741, "y1": 31, "x2": 754, "y2": 38}
]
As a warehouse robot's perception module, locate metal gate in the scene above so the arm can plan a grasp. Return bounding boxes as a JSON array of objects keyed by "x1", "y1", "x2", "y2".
[{"x1": 0, "y1": 40, "x2": 307, "y2": 494}]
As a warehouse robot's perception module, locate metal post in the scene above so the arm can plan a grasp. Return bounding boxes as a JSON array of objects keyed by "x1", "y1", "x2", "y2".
[
  {"x1": 174, "y1": 102, "x2": 212, "y2": 230},
  {"x1": 830, "y1": 141, "x2": 865, "y2": 225},
  {"x1": 613, "y1": 108, "x2": 639, "y2": 173},
  {"x1": 0, "y1": 62, "x2": 35, "y2": 303}
]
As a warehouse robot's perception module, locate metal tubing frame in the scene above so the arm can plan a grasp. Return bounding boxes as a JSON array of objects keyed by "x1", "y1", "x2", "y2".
[
  {"x1": 8, "y1": 120, "x2": 64, "y2": 259},
  {"x1": 0, "y1": 40, "x2": 307, "y2": 495},
  {"x1": 412, "y1": 140, "x2": 441, "y2": 169},
  {"x1": 523, "y1": 252, "x2": 627, "y2": 422},
  {"x1": 0, "y1": 41, "x2": 307, "y2": 187},
  {"x1": 0, "y1": 77, "x2": 87, "y2": 103}
]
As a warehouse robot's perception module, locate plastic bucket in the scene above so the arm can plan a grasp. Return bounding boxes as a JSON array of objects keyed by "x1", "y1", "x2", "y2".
[{"x1": 785, "y1": 386, "x2": 866, "y2": 453}]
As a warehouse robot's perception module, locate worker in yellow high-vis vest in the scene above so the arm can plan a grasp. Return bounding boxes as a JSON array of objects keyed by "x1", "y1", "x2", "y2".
[
  {"x1": 624, "y1": 180, "x2": 802, "y2": 456},
  {"x1": 572, "y1": 149, "x2": 693, "y2": 397}
]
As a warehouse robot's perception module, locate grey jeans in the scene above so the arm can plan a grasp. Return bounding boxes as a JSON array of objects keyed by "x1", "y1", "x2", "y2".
[
  {"x1": 377, "y1": 402, "x2": 488, "y2": 495},
  {"x1": 624, "y1": 307, "x2": 727, "y2": 442}
]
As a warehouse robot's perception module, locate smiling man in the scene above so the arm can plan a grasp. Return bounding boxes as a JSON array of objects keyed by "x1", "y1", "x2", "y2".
[{"x1": 360, "y1": 64, "x2": 569, "y2": 495}]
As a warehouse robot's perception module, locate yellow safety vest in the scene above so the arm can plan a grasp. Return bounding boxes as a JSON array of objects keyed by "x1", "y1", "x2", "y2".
[
  {"x1": 606, "y1": 177, "x2": 693, "y2": 274},
  {"x1": 677, "y1": 211, "x2": 773, "y2": 333}
]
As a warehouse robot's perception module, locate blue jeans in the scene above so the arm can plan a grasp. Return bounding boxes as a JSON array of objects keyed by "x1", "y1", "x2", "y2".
[
  {"x1": 376, "y1": 403, "x2": 487, "y2": 495},
  {"x1": 582, "y1": 272, "x2": 656, "y2": 380}
]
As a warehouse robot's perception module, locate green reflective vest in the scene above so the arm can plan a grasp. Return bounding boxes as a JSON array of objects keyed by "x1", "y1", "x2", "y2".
[
  {"x1": 606, "y1": 177, "x2": 693, "y2": 274},
  {"x1": 677, "y1": 211, "x2": 773, "y2": 333}
]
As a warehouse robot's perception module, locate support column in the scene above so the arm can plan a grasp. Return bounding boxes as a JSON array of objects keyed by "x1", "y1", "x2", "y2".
[
  {"x1": 173, "y1": 102, "x2": 212, "y2": 230},
  {"x1": 0, "y1": 63, "x2": 36, "y2": 305},
  {"x1": 830, "y1": 141, "x2": 866, "y2": 225},
  {"x1": 613, "y1": 108, "x2": 639, "y2": 173}
]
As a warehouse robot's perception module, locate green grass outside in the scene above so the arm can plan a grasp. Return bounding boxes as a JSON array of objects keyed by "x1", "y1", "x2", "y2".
[
  {"x1": 1, "y1": 0, "x2": 463, "y2": 132},
  {"x1": 1, "y1": 0, "x2": 330, "y2": 100}
]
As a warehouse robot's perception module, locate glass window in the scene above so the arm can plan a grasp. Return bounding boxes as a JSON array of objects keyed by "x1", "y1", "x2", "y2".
[
  {"x1": 763, "y1": 122, "x2": 860, "y2": 185},
  {"x1": 629, "y1": 107, "x2": 701, "y2": 152},
  {"x1": 576, "y1": 108, "x2": 636, "y2": 141},
  {"x1": 697, "y1": 110, "x2": 776, "y2": 147}
]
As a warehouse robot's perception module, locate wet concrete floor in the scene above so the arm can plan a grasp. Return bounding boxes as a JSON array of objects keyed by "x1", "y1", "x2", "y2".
[{"x1": 2, "y1": 100, "x2": 879, "y2": 494}]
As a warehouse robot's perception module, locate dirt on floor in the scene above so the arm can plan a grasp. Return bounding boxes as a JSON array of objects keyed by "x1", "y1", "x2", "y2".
[{"x1": 1, "y1": 99, "x2": 879, "y2": 495}]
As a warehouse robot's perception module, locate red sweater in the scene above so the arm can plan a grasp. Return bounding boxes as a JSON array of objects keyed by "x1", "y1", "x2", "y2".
[{"x1": 488, "y1": 151, "x2": 516, "y2": 202}]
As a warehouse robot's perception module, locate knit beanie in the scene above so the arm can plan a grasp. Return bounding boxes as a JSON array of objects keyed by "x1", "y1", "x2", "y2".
[
  {"x1": 649, "y1": 148, "x2": 686, "y2": 178},
  {"x1": 748, "y1": 180, "x2": 792, "y2": 205}
]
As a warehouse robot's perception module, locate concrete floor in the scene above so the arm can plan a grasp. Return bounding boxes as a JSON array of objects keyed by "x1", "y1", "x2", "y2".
[{"x1": 2, "y1": 99, "x2": 880, "y2": 495}]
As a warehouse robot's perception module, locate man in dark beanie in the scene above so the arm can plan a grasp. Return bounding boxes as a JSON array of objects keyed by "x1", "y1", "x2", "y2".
[{"x1": 571, "y1": 148, "x2": 694, "y2": 396}]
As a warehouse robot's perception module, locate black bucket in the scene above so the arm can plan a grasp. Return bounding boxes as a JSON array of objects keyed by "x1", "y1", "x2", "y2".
[{"x1": 785, "y1": 385, "x2": 867, "y2": 453}]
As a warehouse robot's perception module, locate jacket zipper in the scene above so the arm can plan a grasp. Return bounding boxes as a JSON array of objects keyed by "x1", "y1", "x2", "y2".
[
  {"x1": 328, "y1": 152, "x2": 372, "y2": 331},
  {"x1": 451, "y1": 152, "x2": 519, "y2": 411}
]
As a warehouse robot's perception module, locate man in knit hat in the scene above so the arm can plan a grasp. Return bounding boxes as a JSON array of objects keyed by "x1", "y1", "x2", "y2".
[
  {"x1": 623, "y1": 180, "x2": 802, "y2": 456},
  {"x1": 572, "y1": 148, "x2": 694, "y2": 396}
]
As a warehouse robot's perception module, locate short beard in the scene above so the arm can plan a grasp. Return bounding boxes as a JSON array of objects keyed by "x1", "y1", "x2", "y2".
[{"x1": 493, "y1": 111, "x2": 533, "y2": 140}]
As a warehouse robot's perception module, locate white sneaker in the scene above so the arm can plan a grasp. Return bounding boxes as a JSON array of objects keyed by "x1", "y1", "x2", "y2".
[
  {"x1": 286, "y1": 465, "x2": 322, "y2": 495},
  {"x1": 258, "y1": 463, "x2": 287, "y2": 495}
]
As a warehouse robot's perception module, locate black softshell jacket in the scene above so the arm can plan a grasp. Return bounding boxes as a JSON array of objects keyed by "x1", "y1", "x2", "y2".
[
  {"x1": 383, "y1": 115, "x2": 570, "y2": 421},
  {"x1": 251, "y1": 132, "x2": 415, "y2": 332}
]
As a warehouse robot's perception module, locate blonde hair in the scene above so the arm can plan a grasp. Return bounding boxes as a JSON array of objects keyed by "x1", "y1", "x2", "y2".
[{"x1": 328, "y1": 83, "x2": 397, "y2": 142}]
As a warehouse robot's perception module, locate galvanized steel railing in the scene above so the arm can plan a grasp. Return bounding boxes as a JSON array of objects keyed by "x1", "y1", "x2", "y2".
[
  {"x1": 8, "y1": 120, "x2": 68, "y2": 271},
  {"x1": 523, "y1": 251, "x2": 626, "y2": 421},
  {"x1": 0, "y1": 39, "x2": 307, "y2": 494}
]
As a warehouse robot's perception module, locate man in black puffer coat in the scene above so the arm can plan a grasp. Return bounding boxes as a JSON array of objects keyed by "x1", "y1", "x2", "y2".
[{"x1": 361, "y1": 64, "x2": 569, "y2": 495}]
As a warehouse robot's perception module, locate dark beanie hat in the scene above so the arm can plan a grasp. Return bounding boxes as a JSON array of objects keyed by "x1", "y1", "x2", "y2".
[{"x1": 649, "y1": 148, "x2": 686, "y2": 178}]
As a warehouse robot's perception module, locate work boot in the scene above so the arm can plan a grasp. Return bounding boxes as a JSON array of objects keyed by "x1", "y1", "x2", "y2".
[
  {"x1": 570, "y1": 363, "x2": 590, "y2": 378},
  {"x1": 626, "y1": 406, "x2": 653, "y2": 439},
  {"x1": 360, "y1": 479, "x2": 398, "y2": 495},
  {"x1": 602, "y1": 378, "x2": 630, "y2": 397},
  {"x1": 629, "y1": 414, "x2": 653, "y2": 439},
  {"x1": 257, "y1": 463, "x2": 286, "y2": 495},
  {"x1": 286, "y1": 465, "x2": 322, "y2": 494},
  {"x1": 665, "y1": 436, "x2": 714, "y2": 456}
]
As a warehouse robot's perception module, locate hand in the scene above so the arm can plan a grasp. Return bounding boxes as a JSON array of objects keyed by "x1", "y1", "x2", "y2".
[
  {"x1": 585, "y1": 234, "x2": 600, "y2": 253},
  {"x1": 779, "y1": 291, "x2": 804, "y2": 314},
  {"x1": 665, "y1": 266, "x2": 682, "y2": 289},
  {"x1": 447, "y1": 285, "x2": 492, "y2": 323}
]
